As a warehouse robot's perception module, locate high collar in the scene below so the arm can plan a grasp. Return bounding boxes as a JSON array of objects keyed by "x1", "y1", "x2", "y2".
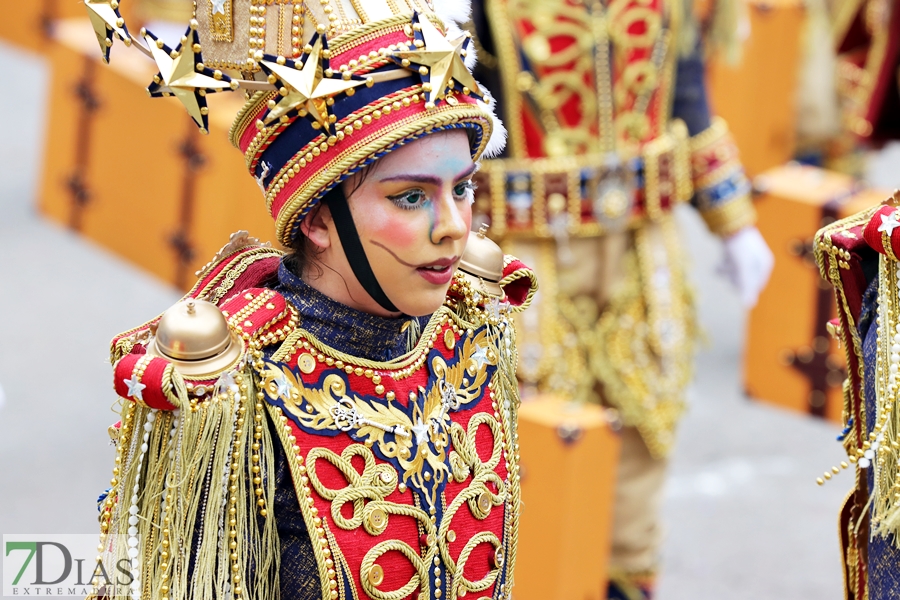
[{"x1": 274, "y1": 260, "x2": 428, "y2": 362}]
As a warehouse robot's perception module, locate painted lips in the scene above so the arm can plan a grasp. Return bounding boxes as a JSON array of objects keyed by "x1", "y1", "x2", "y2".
[
  {"x1": 416, "y1": 264, "x2": 454, "y2": 285},
  {"x1": 415, "y1": 256, "x2": 458, "y2": 285}
]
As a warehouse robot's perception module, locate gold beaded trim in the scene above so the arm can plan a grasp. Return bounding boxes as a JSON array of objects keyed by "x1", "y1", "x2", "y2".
[
  {"x1": 262, "y1": 86, "x2": 427, "y2": 206},
  {"x1": 273, "y1": 104, "x2": 489, "y2": 244},
  {"x1": 698, "y1": 193, "x2": 757, "y2": 237}
]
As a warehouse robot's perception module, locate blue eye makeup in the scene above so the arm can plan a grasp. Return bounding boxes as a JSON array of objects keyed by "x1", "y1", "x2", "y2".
[
  {"x1": 387, "y1": 189, "x2": 429, "y2": 210},
  {"x1": 386, "y1": 180, "x2": 477, "y2": 211},
  {"x1": 453, "y1": 180, "x2": 476, "y2": 201}
]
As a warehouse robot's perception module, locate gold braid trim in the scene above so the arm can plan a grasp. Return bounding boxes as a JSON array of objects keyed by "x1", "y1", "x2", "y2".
[
  {"x1": 274, "y1": 106, "x2": 491, "y2": 244},
  {"x1": 231, "y1": 91, "x2": 274, "y2": 150},
  {"x1": 267, "y1": 403, "x2": 335, "y2": 600},
  {"x1": 273, "y1": 306, "x2": 452, "y2": 369},
  {"x1": 484, "y1": 0, "x2": 527, "y2": 158},
  {"x1": 497, "y1": 259, "x2": 539, "y2": 314},
  {"x1": 688, "y1": 115, "x2": 729, "y2": 150},
  {"x1": 698, "y1": 193, "x2": 757, "y2": 237},
  {"x1": 110, "y1": 245, "x2": 283, "y2": 363},
  {"x1": 590, "y1": 218, "x2": 695, "y2": 458},
  {"x1": 160, "y1": 364, "x2": 188, "y2": 409},
  {"x1": 813, "y1": 207, "x2": 878, "y2": 457},
  {"x1": 262, "y1": 86, "x2": 436, "y2": 209}
]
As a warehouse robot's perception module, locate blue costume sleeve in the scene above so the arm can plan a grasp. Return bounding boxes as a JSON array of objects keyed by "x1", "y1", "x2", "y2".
[
  {"x1": 672, "y1": 42, "x2": 756, "y2": 236},
  {"x1": 671, "y1": 43, "x2": 712, "y2": 137}
]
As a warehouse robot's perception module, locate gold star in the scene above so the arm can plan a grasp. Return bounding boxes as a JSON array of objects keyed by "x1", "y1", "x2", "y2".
[
  {"x1": 84, "y1": 0, "x2": 131, "y2": 63},
  {"x1": 259, "y1": 35, "x2": 369, "y2": 130},
  {"x1": 392, "y1": 12, "x2": 482, "y2": 109},
  {"x1": 145, "y1": 24, "x2": 235, "y2": 133}
]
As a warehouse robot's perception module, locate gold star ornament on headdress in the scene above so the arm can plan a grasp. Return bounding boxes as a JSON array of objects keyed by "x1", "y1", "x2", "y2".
[
  {"x1": 84, "y1": 0, "x2": 131, "y2": 63},
  {"x1": 258, "y1": 34, "x2": 371, "y2": 131},
  {"x1": 392, "y1": 12, "x2": 483, "y2": 109},
  {"x1": 145, "y1": 22, "x2": 237, "y2": 133}
]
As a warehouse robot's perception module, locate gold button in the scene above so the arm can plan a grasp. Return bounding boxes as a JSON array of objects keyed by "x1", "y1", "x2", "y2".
[
  {"x1": 447, "y1": 530, "x2": 457, "y2": 543},
  {"x1": 298, "y1": 353, "x2": 316, "y2": 374},
  {"x1": 477, "y1": 492, "x2": 492, "y2": 513},
  {"x1": 368, "y1": 564, "x2": 384, "y2": 587},
  {"x1": 492, "y1": 546, "x2": 505, "y2": 569},
  {"x1": 444, "y1": 329, "x2": 456, "y2": 350},
  {"x1": 368, "y1": 508, "x2": 387, "y2": 529}
]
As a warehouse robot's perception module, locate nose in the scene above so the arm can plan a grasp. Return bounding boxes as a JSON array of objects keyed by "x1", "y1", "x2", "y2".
[{"x1": 430, "y1": 187, "x2": 470, "y2": 245}]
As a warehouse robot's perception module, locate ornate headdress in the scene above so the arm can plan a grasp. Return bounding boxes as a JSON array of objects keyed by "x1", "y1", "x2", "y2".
[{"x1": 84, "y1": 0, "x2": 505, "y2": 245}]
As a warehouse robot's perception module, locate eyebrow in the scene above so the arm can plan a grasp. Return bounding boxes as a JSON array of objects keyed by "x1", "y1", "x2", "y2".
[{"x1": 378, "y1": 162, "x2": 478, "y2": 186}]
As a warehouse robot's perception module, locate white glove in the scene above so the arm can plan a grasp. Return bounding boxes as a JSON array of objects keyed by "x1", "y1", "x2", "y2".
[{"x1": 719, "y1": 226, "x2": 774, "y2": 309}]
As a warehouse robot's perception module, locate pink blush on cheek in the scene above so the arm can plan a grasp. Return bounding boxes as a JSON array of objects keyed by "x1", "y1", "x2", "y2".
[{"x1": 355, "y1": 203, "x2": 420, "y2": 249}]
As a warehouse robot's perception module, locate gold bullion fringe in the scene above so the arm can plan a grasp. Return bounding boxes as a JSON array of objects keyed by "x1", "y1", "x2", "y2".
[
  {"x1": 869, "y1": 254, "x2": 900, "y2": 541},
  {"x1": 96, "y1": 367, "x2": 280, "y2": 600}
]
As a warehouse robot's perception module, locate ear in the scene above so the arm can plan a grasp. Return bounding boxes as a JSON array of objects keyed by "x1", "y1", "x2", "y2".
[{"x1": 300, "y1": 204, "x2": 333, "y2": 250}]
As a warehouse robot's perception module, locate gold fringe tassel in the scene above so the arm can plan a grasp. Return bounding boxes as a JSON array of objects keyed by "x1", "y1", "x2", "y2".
[{"x1": 93, "y1": 366, "x2": 281, "y2": 600}]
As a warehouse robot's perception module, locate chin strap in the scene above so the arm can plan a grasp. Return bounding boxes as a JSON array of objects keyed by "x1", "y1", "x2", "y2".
[{"x1": 324, "y1": 185, "x2": 400, "y2": 313}]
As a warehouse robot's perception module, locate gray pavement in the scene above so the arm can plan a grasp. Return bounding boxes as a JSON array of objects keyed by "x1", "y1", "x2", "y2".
[{"x1": 0, "y1": 39, "x2": 850, "y2": 598}]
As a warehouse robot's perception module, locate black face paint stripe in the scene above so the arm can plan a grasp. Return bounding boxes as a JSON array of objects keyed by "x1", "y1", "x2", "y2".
[{"x1": 324, "y1": 185, "x2": 400, "y2": 313}]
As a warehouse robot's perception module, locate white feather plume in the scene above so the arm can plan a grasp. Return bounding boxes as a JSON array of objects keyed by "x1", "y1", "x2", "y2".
[
  {"x1": 432, "y1": 0, "x2": 473, "y2": 25},
  {"x1": 479, "y1": 87, "x2": 507, "y2": 158}
]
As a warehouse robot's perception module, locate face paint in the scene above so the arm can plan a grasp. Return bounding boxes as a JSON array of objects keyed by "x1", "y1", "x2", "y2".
[{"x1": 345, "y1": 130, "x2": 474, "y2": 316}]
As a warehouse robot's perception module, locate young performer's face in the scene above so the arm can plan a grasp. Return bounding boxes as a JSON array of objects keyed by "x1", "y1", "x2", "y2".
[{"x1": 304, "y1": 130, "x2": 475, "y2": 317}]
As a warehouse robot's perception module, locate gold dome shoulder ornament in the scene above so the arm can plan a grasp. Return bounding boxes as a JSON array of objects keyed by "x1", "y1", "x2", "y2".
[
  {"x1": 457, "y1": 224, "x2": 505, "y2": 299},
  {"x1": 147, "y1": 298, "x2": 245, "y2": 377}
]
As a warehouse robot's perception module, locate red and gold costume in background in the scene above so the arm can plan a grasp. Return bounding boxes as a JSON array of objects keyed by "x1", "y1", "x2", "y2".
[
  {"x1": 833, "y1": 0, "x2": 900, "y2": 141},
  {"x1": 814, "y1": 197, "x2": 900, "y2": 599},
  {"x1": 470, "y1": 0, "x2": 759, "y2": 596},
  {"x1": 79, "y1": 0, "x2": 541, "y2": 598}
]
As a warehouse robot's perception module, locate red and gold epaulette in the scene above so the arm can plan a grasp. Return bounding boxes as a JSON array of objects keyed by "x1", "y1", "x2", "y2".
[
  {"x1": 499, "y1": 255, "x2": 537, "y2": 311},
  {"x1": 113, "y1": 353, "x2": 184, "y2": 411},
  {"x1": 112, "y1": 287, "x2": 296, "y2": 411},
  {"x1": 863, "y1": 205, "x2": 900, "y2": 261},
  {"x1": 110, "y1": 231, "x2": 284, "y2": 363},
  {"x1": 220, "y1": 286, "x2": 295, "y2": 346},
  {"x1": 815, "y1": 205, "x2": 882, "y2": 600},
  {"x1": 815, "y1": 204, "x2": 880, "y2": 443}
]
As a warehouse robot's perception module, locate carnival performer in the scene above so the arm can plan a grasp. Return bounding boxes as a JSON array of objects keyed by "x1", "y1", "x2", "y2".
[
  {"x1": 814, "y1": 196, "x2": 900, "y2": 600},
  {"x1": 85, "y1": 1, "x2": 537, "y2": 599},
  {"x1": 812, "y1": 4, "x2": 900, "y2": 595},
  {"x1": 469, "y1": 0, "x2": 773, "y2": 597}
]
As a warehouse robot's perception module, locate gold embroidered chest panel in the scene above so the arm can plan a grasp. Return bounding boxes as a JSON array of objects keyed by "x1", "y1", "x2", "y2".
[{"x1": 262, "y1": 307, "x2": 520, "y2": 600}]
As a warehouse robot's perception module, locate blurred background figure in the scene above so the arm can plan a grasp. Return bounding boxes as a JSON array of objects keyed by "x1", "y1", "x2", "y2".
[
  {"x1": 1, "y1": 0, "x2": 900, "y2": 599},
  {"x1": 468, "y1": 0, "x2": 771, "y2": 598}
]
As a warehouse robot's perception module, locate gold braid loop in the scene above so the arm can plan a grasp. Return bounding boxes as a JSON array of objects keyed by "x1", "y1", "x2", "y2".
[
  {"x1": 360, "y1": 540, "x2": 432, "y2": 600},
  {"x1": 449, "y1": 531, "x2": 502, "y2": 599}
]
